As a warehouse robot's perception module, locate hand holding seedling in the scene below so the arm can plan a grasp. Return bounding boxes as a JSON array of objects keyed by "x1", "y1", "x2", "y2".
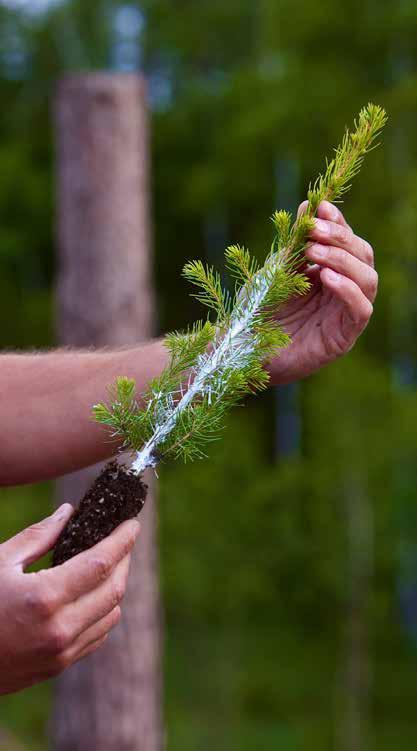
[
  {"x1": 0, "y1": 504, "x2": 139, "y2": 695},
  {"x1": 269, "y1": 200, "x2": 378, "y2": 384},
  {"x1": 91, "y1": 104, "x2": 386, "y2": 475},
  {"x1": 0, "y1": 104, "x2": 386, "y2": 487},
  {"x1": 52, "y1": 104, "x2": 387, "y2": 566},
  {"x1": 0, "y1": 105, "x2": 386, "y2": 693}
]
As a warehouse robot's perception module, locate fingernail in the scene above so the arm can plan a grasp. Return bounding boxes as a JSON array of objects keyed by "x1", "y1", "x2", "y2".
[
  {"x1": 52, "y1": 503, "x2": 73, "y2": 521},
  {"x1": 315, "y1": 218, "x2": 329, "y2": 234},
  {"x1": 325, "y1": 268, "x2": 341, "y2": 283},
  {"x1": 327, "y1": 203, "x2": 339, "y2": 221},
  {"x1": 309, "y1": 243, "x2": 327, "y2": 259},
  {"x1": 320, "y1": 201, "x2": 338, "y2": 221},
  {"x1": 131, "y1": 520, "x2": 141, "y2": 536}
]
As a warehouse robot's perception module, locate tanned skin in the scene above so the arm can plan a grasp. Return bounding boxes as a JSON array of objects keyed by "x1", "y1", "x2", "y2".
[{"x1": 0, "y1": 202, "x2": 377, "y2": 694}]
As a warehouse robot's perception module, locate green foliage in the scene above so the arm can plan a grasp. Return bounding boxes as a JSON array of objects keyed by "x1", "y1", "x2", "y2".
[
  {"x1": 225, "y1": 245, "x2": 261, "y2": 286},
  {"x1": 271, "y1": 210, "x2": 292, "y2": 252},
  {"x1": 165, "y1": 320, "x2": 217, "y2": 372},
  {"x1": 94, "y1": 105, "x2": 386, "y2": 469},
  {"x1": 164, "y1": 399, "x2": 229, "y2": 462},
  {"x1": 92, "y1": 376, "x2": 139, "y2": 446},
  {"x1": 307, "y1": 104, "x2": 387, "y2": 211},
  {"x1": 276, "y1": 103, "x2": 388, "y2": 273},
  {"x1": 183, "y1": 260, "x2": 232, "y2": 319}
]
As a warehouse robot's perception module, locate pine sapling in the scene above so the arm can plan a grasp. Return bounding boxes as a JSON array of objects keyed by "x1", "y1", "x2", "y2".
[{"x1": 53, "y1": 104, "x2": 387, "y2": 566}]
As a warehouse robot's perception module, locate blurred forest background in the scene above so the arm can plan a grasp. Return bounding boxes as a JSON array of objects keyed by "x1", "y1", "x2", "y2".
[{"x1": 1, "y1": 1, "x2": 417, "y2": 749}]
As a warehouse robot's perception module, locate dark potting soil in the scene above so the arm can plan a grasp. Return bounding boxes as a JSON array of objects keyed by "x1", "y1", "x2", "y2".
[{"x1": 52, "y1": 461, "x2": 148, "y2": 566}]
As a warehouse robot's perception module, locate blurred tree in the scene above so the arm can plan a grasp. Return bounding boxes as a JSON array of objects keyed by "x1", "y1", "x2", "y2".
[{"x1": 53, "y1": 73, "x2": 162, "y2": 751}]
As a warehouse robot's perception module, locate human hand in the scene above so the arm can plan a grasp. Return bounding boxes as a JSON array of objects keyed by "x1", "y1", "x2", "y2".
[
  {"x1": 0, "y1": 504, "x2": 139, "y2": 695},
  {"x1": 269, "y1": 201, "x2": 377, "y2": 384}
]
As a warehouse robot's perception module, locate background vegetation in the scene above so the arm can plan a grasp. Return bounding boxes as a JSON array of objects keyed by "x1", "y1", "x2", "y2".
[{"x1": 1, "y1": 1, "x2": 417, "y2": 748}]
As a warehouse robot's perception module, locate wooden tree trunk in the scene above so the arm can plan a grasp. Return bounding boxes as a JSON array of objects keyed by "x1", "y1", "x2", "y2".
[{"x1": 52, "y1": 73, "x2": 163, "y2": 751}]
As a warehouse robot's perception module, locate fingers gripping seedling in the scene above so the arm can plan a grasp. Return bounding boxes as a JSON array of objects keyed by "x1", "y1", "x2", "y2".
[{"x1": 53, "y1": 104, "x2": 387, "y2": 566}]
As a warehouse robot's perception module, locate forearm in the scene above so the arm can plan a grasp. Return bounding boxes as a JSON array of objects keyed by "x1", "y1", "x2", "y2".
[{"x1": 0, "y1": 340, "x2": 168, "y2": 486}]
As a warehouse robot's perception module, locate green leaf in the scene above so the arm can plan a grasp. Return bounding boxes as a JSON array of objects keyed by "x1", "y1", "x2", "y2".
[
  {"x1": 183, "y1": 260, "x2": 231, "y2": 319},
  {"x1": 225, "y1": 245, "x2": 260, "y2": 287}
]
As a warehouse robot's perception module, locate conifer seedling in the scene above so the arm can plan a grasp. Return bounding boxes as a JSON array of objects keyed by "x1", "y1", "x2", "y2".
[{"x1": 53, "y1": 104, "x2": 387, "y2": 566}]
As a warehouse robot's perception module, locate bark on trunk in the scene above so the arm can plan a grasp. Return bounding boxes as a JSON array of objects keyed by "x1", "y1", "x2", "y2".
[{"x1": 52, "y1": 73, "x2": 163, "y2": 751}]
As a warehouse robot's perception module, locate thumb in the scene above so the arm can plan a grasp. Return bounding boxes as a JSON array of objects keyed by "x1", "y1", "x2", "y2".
[{"x1": 1, "y1": 504, "x2": 74, "y2": 569}]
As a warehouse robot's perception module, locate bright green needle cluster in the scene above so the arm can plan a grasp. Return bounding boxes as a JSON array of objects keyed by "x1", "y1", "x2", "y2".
[
  {"x1": 271, "y1": 103, "x2": 387, "y2": 273},
  {"x1": 93, "y1": 319, "x2": 217, "y2": 456},
  {"x1": 93, "y1": 103, "x2": 387, "y2": 474}
]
